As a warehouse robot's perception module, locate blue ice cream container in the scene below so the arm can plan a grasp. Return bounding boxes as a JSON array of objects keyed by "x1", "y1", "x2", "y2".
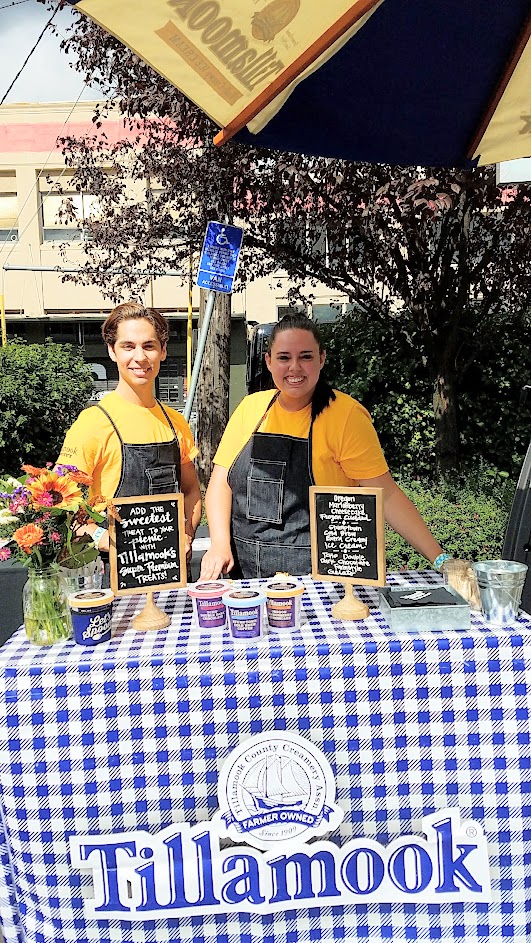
[
  {"x1": 68, "y1": 589, "x2": 114, "y2": 646},
  {"x1": 223, "y1": 588, "x2": 266, "y2": 640}
]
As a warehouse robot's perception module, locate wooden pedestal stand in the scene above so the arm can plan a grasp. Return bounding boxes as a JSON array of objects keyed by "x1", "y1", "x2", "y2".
[
  {"x1": 331, "y1": 582, "x2": 369, "y2": 621},
  {"x1": 132, "y1": 591, "x2": 171, "y2": 631}
]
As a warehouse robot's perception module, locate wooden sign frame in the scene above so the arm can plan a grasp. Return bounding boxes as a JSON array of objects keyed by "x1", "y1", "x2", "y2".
[
  {"x1": 109, "y1": 493, "x2": 187, "y2": 597},
  {"x1": 310, "y1": 486, "x2": 386, "y2": 586}
]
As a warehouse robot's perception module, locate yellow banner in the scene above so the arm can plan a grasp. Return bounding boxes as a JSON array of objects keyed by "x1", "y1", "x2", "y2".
[
  {"x1": 473, "y1": 32, "x2": 531, "y2": 166},
  {"x1": 74, "y1": 0, "x2": 382, "y2": 130}
]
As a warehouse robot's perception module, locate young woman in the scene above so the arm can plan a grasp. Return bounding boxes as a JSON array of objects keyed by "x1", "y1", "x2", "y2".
[
  {"x1": 200, "y1": 313, "x2": 447, "y2": 580},
  {"x1": 57, "y1": 302, "x2": 201, "y2": 562}
]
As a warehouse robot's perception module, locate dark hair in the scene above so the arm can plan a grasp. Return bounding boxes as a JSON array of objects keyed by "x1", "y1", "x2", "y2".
[
  {"x1": 102, "y1": 302, "x2": 169, "y2": 349},
  {"x1": 268, "y1": 313, "x2": 336, "y2": 419}
]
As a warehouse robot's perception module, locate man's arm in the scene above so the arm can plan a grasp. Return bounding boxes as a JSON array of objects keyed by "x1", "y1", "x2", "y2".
[{"x1": 56, "y1": 414, "x2": 111, "y2": 550}]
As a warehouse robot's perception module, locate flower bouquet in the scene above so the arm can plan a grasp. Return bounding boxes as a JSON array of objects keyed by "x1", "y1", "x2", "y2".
[{"x1": 0, "y1": 464, "x2": 107, "y2": 645}]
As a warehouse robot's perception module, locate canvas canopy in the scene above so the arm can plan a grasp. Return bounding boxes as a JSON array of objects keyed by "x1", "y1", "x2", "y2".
[{"x1": 68, "y1": 0, "x2": 531, "y2": 167}]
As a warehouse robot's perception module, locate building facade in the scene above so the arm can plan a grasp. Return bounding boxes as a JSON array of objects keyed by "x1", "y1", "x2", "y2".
[{"x1": 0, "y1": 101, "x2": 347, "y2": 410}]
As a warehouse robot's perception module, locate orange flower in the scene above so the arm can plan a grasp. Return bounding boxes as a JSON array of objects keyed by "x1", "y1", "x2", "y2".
[
  {"x1": 21, "y1": 463, "x2": 45, "y2": 477},
  {"x1": 27, "y1": 471, "x2": 82, "y2": 511},
  {"x1": 13, "y1": 523, "x2": 44, "y2": 551},
  {"x1": 68, "y1": 469, "x2": 92, "y2": 486}
]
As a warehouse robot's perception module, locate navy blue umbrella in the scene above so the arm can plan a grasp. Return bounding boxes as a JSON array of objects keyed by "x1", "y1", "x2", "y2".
[{"x1": 233, "y1": 0, "x2": 531, "y2": 167}]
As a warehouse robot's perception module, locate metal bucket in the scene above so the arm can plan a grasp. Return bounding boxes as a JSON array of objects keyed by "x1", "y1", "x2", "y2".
[{"x1": 472, "y1": 559, "x2": 528, "y2": 625}]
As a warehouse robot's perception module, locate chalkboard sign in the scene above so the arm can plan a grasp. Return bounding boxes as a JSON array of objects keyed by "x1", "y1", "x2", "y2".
[
  {"x1": 310, "y1": 487, "x2": 385, "y2": 585},
  {"x1": 109, "y1": 493, "x2": 187, "y2": 596}
]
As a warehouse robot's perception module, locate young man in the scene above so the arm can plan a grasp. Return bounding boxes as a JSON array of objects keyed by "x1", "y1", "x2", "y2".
[{"x1": 57, "y1": 303, "x2": 201, "y2": 561}]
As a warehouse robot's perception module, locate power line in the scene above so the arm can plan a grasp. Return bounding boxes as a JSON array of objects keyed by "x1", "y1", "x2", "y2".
[
  {"x1": 0, "y1": 2, "x2": 60, "y2": 107},
  {"x1": 0, "y1": 0, "x2": 31, "y2": 9}
]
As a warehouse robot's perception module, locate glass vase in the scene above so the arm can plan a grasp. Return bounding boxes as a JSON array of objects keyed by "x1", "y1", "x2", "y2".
[
  {"x1": 59, "y1": 557, "x2": 105, "y2": 595},
  {"x1": 22, "y1": 565, "x2": 73, "y2": 646}
]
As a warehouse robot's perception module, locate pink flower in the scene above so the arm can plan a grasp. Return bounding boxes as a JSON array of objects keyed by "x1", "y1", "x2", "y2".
[
  {"x1": 0, "y1": 547, "x2": 11, "y2": 561},
  {"x1": 37, "y1": 491, "x2": 54, "y2": 507},
  {"x1": 50, "y1": 532, "x2": 61, "y2": 543}
]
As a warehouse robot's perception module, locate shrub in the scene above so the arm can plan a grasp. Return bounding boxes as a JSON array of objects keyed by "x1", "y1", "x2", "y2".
[
  {"x1": 321, "y1": 307, "x2": 531, "y2": 480},
  {"x1": 0, "y1": 340, "x2": 93, "y2": 476},
  {"x1": 385, "y1": 469, "x2": 515, "y2": 571}
]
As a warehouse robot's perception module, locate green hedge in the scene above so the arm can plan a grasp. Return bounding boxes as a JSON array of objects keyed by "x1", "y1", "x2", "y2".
[
  {"x1": 0, "y1": 340, "x2": 93, "y2": 476},
  {"x1": 385, "y1": 470, "x2": 515, "y2": 571}
]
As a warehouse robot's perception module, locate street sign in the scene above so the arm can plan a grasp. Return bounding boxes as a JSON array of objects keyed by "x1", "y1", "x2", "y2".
[{"x1": 196, "y1": 221, "x2": 244, "y2": 294}]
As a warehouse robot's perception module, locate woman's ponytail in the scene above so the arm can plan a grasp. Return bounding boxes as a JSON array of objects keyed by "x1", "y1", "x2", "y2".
[{"x1": 311, "y1": 375, "x2": 336, "y2": 420}]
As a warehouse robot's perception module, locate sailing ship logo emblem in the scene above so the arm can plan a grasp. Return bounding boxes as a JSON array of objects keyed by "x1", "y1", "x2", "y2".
[{"x1": 214, "y1": 732, "x2": 344, "y2": 849}]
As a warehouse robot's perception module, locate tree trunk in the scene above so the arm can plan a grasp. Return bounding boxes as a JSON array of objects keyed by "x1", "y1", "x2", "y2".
[
  {"x1": 195, "y1": 289, "x2": 231, "y2": 491},
  {"x1": 432, "y1": 366, "x2": 459, "y2": 478}
]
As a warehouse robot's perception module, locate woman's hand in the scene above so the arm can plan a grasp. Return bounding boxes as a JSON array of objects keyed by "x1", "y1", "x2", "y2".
[
  {"x1": 200, "y1": 542, "x2": 234, "y2": 581},
  {"x1": 75, "y1": 522, "x2": 110, "y2": 553},
  {"x1": 93, "y1": 528, "x2": 110, "y2": 553}
]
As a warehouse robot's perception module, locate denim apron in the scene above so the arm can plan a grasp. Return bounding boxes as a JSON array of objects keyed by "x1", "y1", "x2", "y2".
[
  {"x1": 228, "y1": 392, "x2": 315, "y2": 578},
  {"x1": 96, "y1": 399, "x2": 182, "y2": 498}
]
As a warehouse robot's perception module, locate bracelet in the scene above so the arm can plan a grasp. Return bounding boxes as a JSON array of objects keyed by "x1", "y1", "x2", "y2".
[
  {"x1": 433, "y1": 552, "x2": 452, "y2": 571},
  {"x1": 92, "y1": 526, "x2": 107, "y2": 550}
]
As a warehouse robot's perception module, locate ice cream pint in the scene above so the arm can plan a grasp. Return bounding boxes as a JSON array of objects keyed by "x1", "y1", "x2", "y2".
[
  {"x1": 264, "y1": 573, "x2": 305, "y2": 630},
  {"x1": 68, "y1": 589, "x2": 114, "y2": 646},
  {"x1": 223, "y1": 588, "x2": 266, "y2": 640},
  {"x1": 188, "y1": 580, "x2": 231, "y2": 630}
]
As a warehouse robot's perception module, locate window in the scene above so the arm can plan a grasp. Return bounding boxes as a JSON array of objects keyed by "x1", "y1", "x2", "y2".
[
  {"x1": 44, "y1": 321, "x2": 80, "y2": 344},
  {"x1": 81, "y1": 321, "x2": 107, "y2": 344},
  {"x1": 157, "y1": 357, "x2": 187, "y2": 405},
  {"x1": 0, "y1": 193, "x2": 18, "y2": 242},
  {"x1": 276, "y1": 304, "x2": 308, "y2": 319},
  {"x1": 40, "y1": 191, "x2": 100, "y2": 242},
  {"x1": 38, "y1": 172, "x2": 101, "y2": 242},
  {"x1": 157, "y1": 319, "x2": 195, "y2": 406},
  {"x1": 312, "y1": 303, "x2": 342, "y2": 324}
]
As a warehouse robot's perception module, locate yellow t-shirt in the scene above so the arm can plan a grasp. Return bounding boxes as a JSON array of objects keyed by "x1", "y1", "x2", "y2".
[
  {"x1": 57, "y1": 391, "x2": 198, "y2": 500},
  {"x1": 214, "y1": 389, "x2": 388, "y2": 485}
]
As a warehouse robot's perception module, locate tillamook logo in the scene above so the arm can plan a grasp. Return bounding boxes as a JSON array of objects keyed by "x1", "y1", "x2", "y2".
[
  {"x1": 213, "y1": 731, "x2": 343, "y2": 849},
  {"x1": 70, "y1": 734, "x2": 491, "y2": 919},
  {"x1": 164, "y1": 0, "x2": 286, "y2": 90}
]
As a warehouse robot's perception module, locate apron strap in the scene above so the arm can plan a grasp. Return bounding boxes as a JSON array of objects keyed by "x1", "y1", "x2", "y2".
[
  {"x1": 156, "y1": 399, "x2": 179, "y2": 440},
  {"x1": 307, "y1": 420, "x2": 316, "y2": 485},
  {"x1": 252, "y1": 391, "x2": 281, "y2": 436},
  {"x1": 96, "y1": 404, "x2": 123, "y2": 444}
]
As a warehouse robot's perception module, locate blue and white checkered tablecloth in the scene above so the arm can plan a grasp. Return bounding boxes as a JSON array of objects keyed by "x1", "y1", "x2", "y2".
[{"x1": 0, "y1": 572, "x2": 531, "y2": 943}]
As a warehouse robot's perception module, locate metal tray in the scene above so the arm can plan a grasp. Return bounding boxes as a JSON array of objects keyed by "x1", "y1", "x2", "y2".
[{"x1": 379, "y1": 584, "x2": 470, "y2": 633}]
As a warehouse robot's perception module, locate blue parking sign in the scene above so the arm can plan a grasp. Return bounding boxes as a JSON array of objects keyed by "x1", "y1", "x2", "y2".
[{"x1": 196, "y1": 221, "x2": 244, "y2": 294}]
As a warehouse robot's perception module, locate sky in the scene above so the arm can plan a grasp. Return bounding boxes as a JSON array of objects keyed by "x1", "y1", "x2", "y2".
[{"x1": 0, "y1": 0, "x2": 101, "y2": 104}]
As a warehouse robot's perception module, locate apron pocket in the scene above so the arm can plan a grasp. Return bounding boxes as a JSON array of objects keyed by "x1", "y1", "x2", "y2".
[
  {"x1": 146, "y1": 465, "x2": 178, "y2": 495},
  {"x1": 246, "y1": 459, "x2": 286, "y2": 524}
]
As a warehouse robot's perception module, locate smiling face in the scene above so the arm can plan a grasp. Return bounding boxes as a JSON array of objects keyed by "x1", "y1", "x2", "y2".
[
  {"x1": 108, "y1": 317, "x2": 167, "y2": 405},
  {"x1": 265, "y1": 328, "x2": 325, "y2": 411}
]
